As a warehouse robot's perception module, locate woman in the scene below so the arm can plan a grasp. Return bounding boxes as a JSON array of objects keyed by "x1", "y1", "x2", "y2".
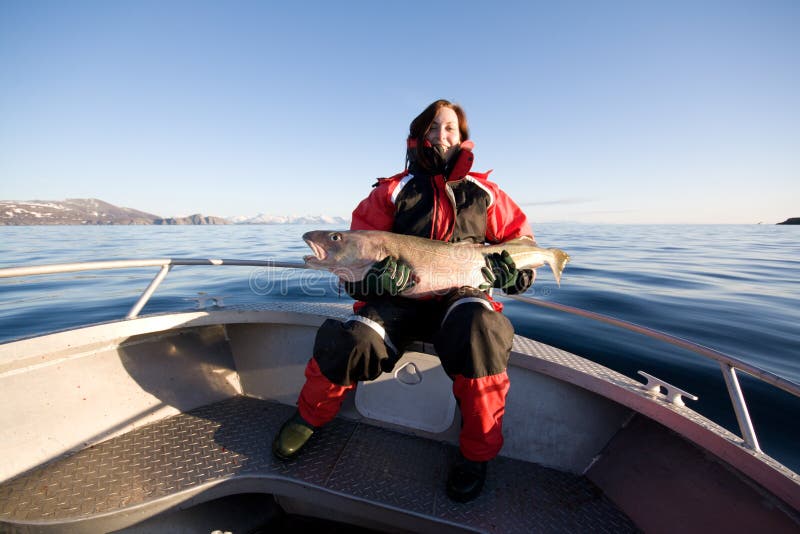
[{"x1": 272, "y1": 99, "x2": 536, "y2": 503}]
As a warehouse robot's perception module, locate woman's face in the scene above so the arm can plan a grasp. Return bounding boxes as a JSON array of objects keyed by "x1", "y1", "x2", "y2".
[{"x1": 425, "y1": 106, "x2": 461, "y2": 160}]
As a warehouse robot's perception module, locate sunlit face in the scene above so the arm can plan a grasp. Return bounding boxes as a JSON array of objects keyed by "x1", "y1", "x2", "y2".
[{"x1": 425, "y1": 106, "x2": 461, "y2": 161}]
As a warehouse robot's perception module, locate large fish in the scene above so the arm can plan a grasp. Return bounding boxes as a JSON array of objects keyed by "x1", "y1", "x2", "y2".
[{"x1": 302, "y1": 230, "x2": 570, "y2": 298}]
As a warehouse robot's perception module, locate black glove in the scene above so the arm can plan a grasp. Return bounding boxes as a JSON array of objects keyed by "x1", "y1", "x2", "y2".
[
  {"x1": 480, "y1": 250, "x2": 518, "y2": 291},
  {"x1": 505, "y1": 268, "x2": 535, "y2": 295},
  {"x1": 343, "y1": 256, "x2": 415, "y2": 300}
]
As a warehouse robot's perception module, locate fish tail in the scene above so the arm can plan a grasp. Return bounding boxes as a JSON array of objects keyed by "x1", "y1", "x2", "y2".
[{"x1": 548, "y1": 249, "x2": 571, "y2": 286}]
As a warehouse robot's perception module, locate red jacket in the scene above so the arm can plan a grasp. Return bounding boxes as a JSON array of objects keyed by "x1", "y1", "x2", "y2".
[{"x1": 350, "y1": 141, "x2": 533, "y2": 244}]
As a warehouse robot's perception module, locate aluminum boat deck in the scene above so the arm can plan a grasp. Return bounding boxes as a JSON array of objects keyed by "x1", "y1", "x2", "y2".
[{"x1": 0, "y1": 396, "x2": 636, "y2": 533}]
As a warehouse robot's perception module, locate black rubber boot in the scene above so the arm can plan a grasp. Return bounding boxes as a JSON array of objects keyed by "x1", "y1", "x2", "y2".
[
  {"x1": 272, "y1": 411, "x2": 316, "y2": 460},
  {"x1": 446, "y1": 453, "x2": 487, "y2": 502}
]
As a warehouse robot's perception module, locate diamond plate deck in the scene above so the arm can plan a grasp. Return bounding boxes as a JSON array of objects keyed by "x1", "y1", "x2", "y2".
[{"x1": 0, "y1": 396, "x2": 637, "y2": 533}]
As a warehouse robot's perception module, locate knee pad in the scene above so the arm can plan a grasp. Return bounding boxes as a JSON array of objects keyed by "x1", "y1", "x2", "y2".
[{"x1": 313, "y1": 318, "x2": 399, "y2": 386}]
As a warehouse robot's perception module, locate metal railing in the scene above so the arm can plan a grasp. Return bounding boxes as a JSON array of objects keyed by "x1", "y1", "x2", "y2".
[
  {"x1": 2, "y1": 258, "x2": 798, "y2": 453},
  {"x1": 504, "y1": 293, "x2": 800, "y2": 453},
  {"x1": 0, "y1": 258, "x2": 304, "y2": 320}
]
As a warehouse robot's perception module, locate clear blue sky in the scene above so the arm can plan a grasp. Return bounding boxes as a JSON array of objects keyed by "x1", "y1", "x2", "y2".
[{"x1": 1, "y1": 1, "x2": 797, "y2": 224}]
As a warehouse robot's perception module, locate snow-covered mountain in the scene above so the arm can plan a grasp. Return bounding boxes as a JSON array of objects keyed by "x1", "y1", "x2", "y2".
[
  {"x1": 1, "y1": 198, "x2": 349, "y2": 226},
  {"x1": 229, "y1": 213, "x2": 349, "y2": 225},
  {"x1": 0, "y1": 199, "x2": 161, "y2": 225}
]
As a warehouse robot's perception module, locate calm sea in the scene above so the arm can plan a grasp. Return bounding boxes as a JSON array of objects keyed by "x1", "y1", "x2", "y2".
[{"x1": 1, "y1": 224, "x2": 798, "y2": 470}]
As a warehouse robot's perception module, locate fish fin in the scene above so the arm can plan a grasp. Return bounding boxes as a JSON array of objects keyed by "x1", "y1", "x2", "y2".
[{"x1": 548, "y1": 249, "x2": 571, "y2": 286}]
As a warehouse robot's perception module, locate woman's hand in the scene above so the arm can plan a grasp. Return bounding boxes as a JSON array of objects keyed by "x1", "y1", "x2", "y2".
[
  {"x1": 480, "y1": 251, "x2": 536, "y2": 294},
  {"x1": 343, "y1": 256, "x2": 415, "y2": 299},
  {"x1": 480, "y1": 251, "x2": 519, "y2": 290}
]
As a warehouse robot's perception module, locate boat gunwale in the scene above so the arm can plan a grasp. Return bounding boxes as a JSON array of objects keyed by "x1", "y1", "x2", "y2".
[{"x1": 2, "y1": 257, "x2": 796, "y2": 395}]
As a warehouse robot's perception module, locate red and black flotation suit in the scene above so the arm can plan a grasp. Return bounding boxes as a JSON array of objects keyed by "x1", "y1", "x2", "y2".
[
  {"x1": 350, "y1": 140, "x2": 533, "y2": 245},
  {"x1": 297, "y1": 140, "x2": 534, "y2": 462}
]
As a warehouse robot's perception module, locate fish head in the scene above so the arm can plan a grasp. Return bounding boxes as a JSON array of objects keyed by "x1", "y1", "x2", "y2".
[{"x1": 302, "y1": 230, "x2": 386, "y2": 281}]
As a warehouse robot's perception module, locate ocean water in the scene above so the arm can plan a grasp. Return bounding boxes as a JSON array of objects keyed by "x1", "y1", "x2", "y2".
[{"x1": 1, "y1": 224, "x2": 798, "y2": 471}]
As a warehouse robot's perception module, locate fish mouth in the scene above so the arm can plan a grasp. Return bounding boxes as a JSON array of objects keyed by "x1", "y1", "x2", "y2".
[{"x1": 303, "y1": 238, "x2": 327, "y2": 263}]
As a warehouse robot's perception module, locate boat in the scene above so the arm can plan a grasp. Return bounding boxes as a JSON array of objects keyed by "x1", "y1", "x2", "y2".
[{"x1": 0, "y1": 258, "x2": 798, "y2": 533}]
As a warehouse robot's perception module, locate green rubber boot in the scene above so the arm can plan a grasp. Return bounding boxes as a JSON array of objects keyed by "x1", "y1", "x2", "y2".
[
  {"x1": 272, "y1": 411, "x2": 316, "y2": 460},
  {"x1": 446, "y1": 453, "x2": 487, "y2": 503}
]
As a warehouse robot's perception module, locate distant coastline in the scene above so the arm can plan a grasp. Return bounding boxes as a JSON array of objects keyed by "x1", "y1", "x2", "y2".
[
  {"x1": 1, "y1": 198, "x2": 793, "y2": 226},
  {"x1": 0, "y1": 198, "x2": 348, "y2": 226}
]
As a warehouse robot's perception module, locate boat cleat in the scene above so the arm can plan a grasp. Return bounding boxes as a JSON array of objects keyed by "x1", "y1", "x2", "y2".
[{"x1": 638, "y1": 371, "x2": 699, "y2": 406}]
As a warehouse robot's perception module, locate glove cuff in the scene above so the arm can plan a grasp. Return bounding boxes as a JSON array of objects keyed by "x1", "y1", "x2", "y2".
[{"x1": 504, "y1": 269, "x2": 535, "y2": 295}]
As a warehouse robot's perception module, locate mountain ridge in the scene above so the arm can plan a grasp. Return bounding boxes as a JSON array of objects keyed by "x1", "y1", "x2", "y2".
[{"x1": 1, "y1": 199, "x2": 348, "y2": 226}]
